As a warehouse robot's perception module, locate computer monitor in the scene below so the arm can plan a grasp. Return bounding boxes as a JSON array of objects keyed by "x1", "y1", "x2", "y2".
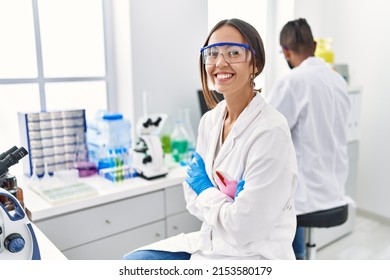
[{"x1": 197, "y1": 90, "x2": 224, "y2": 115}]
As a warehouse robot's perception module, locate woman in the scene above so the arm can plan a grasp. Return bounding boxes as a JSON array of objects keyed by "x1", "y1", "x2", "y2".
[{"x1": 123, "y1": 18, "x2": 298, "y2": 260}]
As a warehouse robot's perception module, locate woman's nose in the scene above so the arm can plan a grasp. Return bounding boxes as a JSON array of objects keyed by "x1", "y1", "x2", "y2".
[{"x1": 215, "y1": 52, "x2": 228, "y2": 67}]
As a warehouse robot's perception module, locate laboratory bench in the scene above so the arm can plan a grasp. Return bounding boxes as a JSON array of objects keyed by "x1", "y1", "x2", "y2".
[{"x1": 21, "y1": 167, "x2": 202, "y2": 260}]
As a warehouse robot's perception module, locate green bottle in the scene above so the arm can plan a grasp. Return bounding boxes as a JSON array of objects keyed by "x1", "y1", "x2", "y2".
[
  {"x1": 170, "y1": 120, "x2": 189, "y2": 164},
  {"x1": 160, "y1": 134, "x2": 171, "y2": 154}
]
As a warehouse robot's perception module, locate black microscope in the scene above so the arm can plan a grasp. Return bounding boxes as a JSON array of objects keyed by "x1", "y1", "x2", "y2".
[{"x1": 0, "y1": 146, "x2": 28, "y2": 210}]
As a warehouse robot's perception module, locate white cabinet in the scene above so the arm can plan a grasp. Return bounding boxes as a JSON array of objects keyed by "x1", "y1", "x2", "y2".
[
  {"x1": 166, "y1": 211, "x2": 201, "y2": 237},
  {"x1": 164, "y1": 185, "x2": 202, "y2": 237},
  {"x1": 31, "y1": 178, "x2": 201, "y2": 259},
  {"x1": 35, "y1": 190, "x2": 165, "y2": 251},
  {"x1": 347, "y1": 87, "x2": 362, "y2": 142},
  {"x1": 63, "y1": 221, "x2": 166, "y2": 260},
  {"x1": 165, "y1": 184, "x2": 187, "y2": 216}
]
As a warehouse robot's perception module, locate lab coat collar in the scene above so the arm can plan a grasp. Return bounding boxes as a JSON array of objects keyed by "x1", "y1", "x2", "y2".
[
  {"x1": 299, "y1": 56, "x2": 325, "y2": 68},
  {"x1": 211, "y1": 93, "x2": 265, "y2": 169}
]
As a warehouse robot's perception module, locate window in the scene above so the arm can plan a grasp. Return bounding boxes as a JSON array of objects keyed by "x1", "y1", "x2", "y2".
[{"x1": 0, "y1": 0, "x2": 113, "y2": 174}]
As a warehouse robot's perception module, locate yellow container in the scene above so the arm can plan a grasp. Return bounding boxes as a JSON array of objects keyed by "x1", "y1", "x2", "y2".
[{"x1": 315, "y1": 38, "x2": 334, "y2": 64}]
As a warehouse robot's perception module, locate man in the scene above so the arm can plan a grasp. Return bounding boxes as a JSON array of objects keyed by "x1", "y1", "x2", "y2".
[{"x1": 266, "y1": 18, "x2": 351, "y2": 259}]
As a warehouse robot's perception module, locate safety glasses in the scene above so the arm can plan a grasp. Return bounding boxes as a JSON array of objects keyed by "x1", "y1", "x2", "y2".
[{"x1": 200, "y1": 42, "x2": 252, "y2": 65}]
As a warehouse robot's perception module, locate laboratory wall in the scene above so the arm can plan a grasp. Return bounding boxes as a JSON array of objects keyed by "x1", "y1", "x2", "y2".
[
  {"x1": 292, "y1": 0, "x2": 390, "y2": 221},
  {"x1": 128, "y1": 0, "x2": 208, "y2": 132}
]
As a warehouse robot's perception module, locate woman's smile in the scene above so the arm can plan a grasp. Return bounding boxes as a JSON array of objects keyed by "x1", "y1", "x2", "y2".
[{"x1": 214, "y1": 71, "x2": 234, "y2": 82}]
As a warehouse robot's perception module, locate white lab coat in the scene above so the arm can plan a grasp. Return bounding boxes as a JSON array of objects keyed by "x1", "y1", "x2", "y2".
[
  {"x1": 266, "y1": 57, "x2": 351, "y2": 215},
  {"x1": 134, "y1": 93, "x2": 298, "y2": 260}
]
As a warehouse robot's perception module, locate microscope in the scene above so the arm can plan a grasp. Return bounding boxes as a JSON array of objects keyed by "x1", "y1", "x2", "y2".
[
  {"x1": 0, "y1": 146, "x2": 41, "y2": 260},
  {"x1": 133, "y1": 114, "x2": 168, "y2": 180}
]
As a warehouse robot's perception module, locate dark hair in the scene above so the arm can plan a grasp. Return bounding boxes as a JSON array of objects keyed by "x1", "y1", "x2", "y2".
[
  {"x1": 280, "y1": 18, "x2": 315, "y2": 55},
  {"x1": 199, "y1": 18, "x2": 265, "y2": 109}
]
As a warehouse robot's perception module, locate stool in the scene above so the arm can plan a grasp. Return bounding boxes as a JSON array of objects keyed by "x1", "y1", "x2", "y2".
[{"x1": 297, "y1": 205, "x2": 348, "y2": 259}]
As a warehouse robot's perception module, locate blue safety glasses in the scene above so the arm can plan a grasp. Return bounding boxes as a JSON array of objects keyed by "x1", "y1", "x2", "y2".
[{"x1": 200, "y1": 42, "x2": 252, "y2": 65}]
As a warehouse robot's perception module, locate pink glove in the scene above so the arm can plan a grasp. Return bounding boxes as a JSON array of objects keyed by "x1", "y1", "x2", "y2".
[{"x1": 214, "y1": 170, "x2": 239, "y2": 199}]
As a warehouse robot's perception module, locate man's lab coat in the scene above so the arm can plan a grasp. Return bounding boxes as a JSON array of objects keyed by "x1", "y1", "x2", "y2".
[{"x1": 266, "y1": 57, "x2": 351, "y2": 215}]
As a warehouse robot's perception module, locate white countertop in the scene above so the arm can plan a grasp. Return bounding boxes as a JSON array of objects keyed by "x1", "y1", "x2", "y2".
[{"x1": 21, "y1": 167, "x2": 187, "y2": 222}]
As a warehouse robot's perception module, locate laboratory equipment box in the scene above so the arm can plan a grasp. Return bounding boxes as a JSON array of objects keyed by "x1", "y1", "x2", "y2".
[{"x1": 18, "y1": 109, "x2": 87, "y2": 177}]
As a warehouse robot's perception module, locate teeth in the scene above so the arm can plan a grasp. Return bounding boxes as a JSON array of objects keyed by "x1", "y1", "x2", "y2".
[{"x1": 216, "y1": 73, "x2": 233, "y2": 79}]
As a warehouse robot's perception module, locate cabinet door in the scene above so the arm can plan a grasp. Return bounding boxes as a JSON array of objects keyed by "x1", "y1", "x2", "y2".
[
  {"x1": 62, "y1": 221, "x2": 166, "y2": 260},
  {"x1": 35, "y1": 190, "x2": 164, "y2": 250},
  {"x1": 165, "y1": 185, "x2": 186, "y2": 216},
  {"x1": 346, "y1": 141, "x2": 359, "y2": 198},
  {"x1": 166, "y1": 211, "x2": 202, "y2": 237}
]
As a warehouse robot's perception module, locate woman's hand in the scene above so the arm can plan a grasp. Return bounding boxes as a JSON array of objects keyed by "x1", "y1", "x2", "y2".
[
  {"x1": 234, "y1": 180, "x2": 245, "y2": 199},
  {"x1": 185, "y1": 152, "x2": 214, "y2": 195}
]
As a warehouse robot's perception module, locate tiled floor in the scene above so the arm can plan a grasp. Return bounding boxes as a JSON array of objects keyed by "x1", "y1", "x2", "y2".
[{"x1": 317, "y1": 215, "x2": 390, "y2": 260}]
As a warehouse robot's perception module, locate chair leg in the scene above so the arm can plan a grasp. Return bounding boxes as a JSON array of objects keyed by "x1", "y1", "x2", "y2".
[{"x1": 305, "y1": 227, "x2": 316, "y2": 260}]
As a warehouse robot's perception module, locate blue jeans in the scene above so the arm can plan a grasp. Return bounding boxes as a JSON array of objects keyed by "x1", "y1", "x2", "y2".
[
  {"x1": 293, "y1": 226, "x2": 305, "y2": 260},
  {"x1": 122, "y1": 250, "x2": 191, "y2": 260}
]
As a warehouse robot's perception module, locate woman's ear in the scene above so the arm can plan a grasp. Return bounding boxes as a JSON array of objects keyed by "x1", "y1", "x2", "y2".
[{"x1": 252, "y1": 62, "x2": 260, "y2": 76}]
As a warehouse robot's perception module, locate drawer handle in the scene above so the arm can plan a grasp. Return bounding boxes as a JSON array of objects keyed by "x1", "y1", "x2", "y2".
[
  {"x1": 173, "y1": 226, "x2": 178, "y2": 230},
  {"x1": 105, "y1": 219, "x2": 111, "y2": 224},
  {"x1": 155, "y1": 233, "x2": 161, "y2": 238}
]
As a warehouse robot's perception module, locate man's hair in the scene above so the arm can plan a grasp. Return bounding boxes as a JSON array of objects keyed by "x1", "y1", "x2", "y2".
[{"x1": 280, "y1": 18, "x2": 315, "y2": 55}]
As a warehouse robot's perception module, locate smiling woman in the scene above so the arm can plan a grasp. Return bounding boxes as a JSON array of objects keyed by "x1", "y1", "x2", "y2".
[{"x1": 122, "y1": 18, "x2": 298, "y2": 260}]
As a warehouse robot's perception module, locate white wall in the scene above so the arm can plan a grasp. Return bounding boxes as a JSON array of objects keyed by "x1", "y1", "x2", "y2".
[
  {"x1": 292, "y1": 0, "x2": 390, "y2": 220},
  {"x1": 265, "y1": 0, "x2": 295, "y2": 89},
  {"x1": 129, "y1": 0, "x2": 208, "y2": 132}
]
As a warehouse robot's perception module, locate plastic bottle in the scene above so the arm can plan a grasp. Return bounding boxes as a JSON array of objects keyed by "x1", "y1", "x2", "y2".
[
  {"x1": 170, "y1": 120, "x2": 190, "y2": 164},
  {"x1": 87, "y1": 112, "x2": 132, "y2": 171},
  {"x1": 0, "y1": 173, "x2": 24, "y2": 210},
  {"x1": 98, "y1": 148, "x2": 115, "y2": 170},
  {"x1": 180, "y1": 108, "x2": 196, "y2": 152},
  {"x1": 315, "y1": 38, "x2": 334, "y2": 65},
  {"x1": 101, "y1": 113, "x2": 131, "y2": 150},
  {"x1": 160, "y1": 116, "x2": 173, "y2": 155}
]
